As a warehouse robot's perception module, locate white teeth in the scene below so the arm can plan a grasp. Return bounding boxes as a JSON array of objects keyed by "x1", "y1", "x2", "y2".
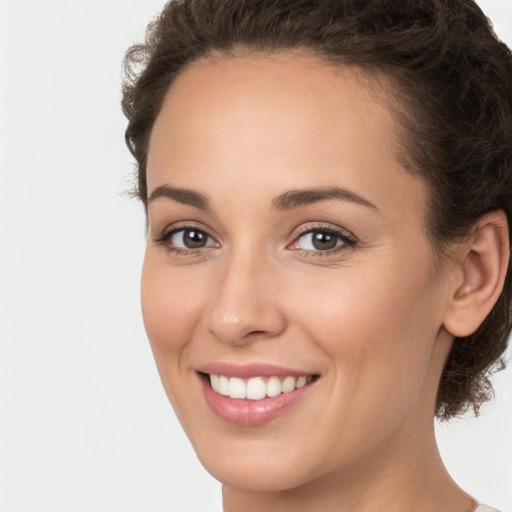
[
  {"x1": 266, "y1": 376, "x2": 282, "y2": 397},
  {"x1": 228, "y1": 377, "x2": 246, "y2": 399},
  {"x1": 296, "y1": 376, "x2": 307, "y2": 388},
  {"x1": 209, "y1": 373, "x2": 313, "y2": 400},
  {"x1": 210, "y1": 374, "x2": 219, "y2": 390},
  {"x1": 218, "y1": 375, "x2": 230, "y2": 396},
  {"x1": 246, "y1": 377, "x2": 267, "y2": 400},
  {"x1": 281, "y1": 376, "x2": 296, "y2": 393}
]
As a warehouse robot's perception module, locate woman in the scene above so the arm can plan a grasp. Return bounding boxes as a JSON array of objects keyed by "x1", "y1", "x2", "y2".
[{"x1": 122, "y1": 1, "x2": 512, "y2": 510}]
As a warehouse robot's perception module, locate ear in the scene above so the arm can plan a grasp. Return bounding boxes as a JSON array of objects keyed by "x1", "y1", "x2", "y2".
[{"x1": 443, "y1": 211, "x2": 510, "y2": 338}]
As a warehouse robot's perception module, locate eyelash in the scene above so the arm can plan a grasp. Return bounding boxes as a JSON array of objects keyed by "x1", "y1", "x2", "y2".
[{"x1": 152, "y1": 223, "x2": 357, "y2": 257}]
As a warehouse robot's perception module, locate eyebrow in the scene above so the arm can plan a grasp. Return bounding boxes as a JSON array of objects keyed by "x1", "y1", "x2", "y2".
[
  {"x1": 147, "y1": 184, "x2": 378, "y2": 213},
  {"x1": 148, "y1": 185, "x2": 210, "y2": 210},
  {"x1": 273, "y1": 187, "x2": 379, "y2": 212}
]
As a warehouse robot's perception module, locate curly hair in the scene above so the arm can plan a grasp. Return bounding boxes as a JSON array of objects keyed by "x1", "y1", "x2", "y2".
[{"x1": 122, "y1": 0, "x2": 512, "y2": 420}]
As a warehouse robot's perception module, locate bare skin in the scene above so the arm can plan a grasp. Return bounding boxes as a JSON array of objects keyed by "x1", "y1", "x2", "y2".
[{"x1": 142, "y1": 52, "x2": 507, "y2": 511}]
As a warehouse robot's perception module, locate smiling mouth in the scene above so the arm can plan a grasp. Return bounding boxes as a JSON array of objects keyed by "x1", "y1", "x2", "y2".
[{"x1": 202, "y1": 373, "x2": 319, "y2": 401}]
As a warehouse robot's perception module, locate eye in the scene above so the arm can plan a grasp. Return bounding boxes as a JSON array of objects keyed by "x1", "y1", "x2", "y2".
[
  {"x1": 288, "y1": 227, "x2": 356, "y2": 254},
  {"x1": 153, "y1": 226, "x2": 218, "y2": 253},
  {"x1": 170, "y1": 228, "x2": 214, "y2": 249}
]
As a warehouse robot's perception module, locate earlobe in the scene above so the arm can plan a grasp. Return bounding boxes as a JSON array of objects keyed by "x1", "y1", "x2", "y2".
[{"x1": 443, "y1": 211, "x2": 510, "y2": 338}]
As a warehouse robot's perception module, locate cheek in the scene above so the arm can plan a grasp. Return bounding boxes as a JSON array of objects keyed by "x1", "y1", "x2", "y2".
[
  {"x1": 296, "y1": 255, "x2": 442, "y2": 423},
  {"x1": 140, "y1": 253, "x2": 205, "y2": 388}
]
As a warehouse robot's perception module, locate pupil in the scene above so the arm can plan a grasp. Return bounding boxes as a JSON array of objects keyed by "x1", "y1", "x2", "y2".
[
  {"x1": 184, "y1": 230, "x2": 207, "y2": 248},
  {"x1": 312, "y1": 231, "x2": 337, "y2": 250}
]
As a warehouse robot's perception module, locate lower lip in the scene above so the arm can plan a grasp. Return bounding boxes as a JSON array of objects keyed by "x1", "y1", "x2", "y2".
[{"x1": 199, "y1": 375, "x2": 314, "y2": 426}]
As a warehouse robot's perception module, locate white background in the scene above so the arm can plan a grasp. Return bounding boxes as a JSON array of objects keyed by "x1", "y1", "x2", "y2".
[{"x1": 0, "y1": 1, "x2": 511, "y2": 511}]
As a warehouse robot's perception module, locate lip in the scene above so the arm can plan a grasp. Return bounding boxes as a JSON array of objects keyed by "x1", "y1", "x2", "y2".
[
  {"x1": 196, "y1": 362, "x2": 312, "y2": 379},
  {"x1": 196, "y1": 363, "x2": 318, "y2": 426}
]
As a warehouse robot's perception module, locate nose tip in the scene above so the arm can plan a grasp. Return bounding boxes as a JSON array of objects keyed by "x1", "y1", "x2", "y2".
[
  {"x1": 204, "y1": 259, "x2": 286, "y2": 346},
  {"x1": 208, "y1": 309, "x2": 284, "y2": 345}
]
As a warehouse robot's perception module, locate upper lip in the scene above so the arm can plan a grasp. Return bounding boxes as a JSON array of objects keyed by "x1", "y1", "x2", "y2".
[{"x1": 196, "y1": 362, "x2": 316, "y2": 379}]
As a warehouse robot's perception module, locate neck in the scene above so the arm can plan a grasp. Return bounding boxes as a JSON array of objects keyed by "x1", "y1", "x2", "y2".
[{"x1": 222, "y1": 419, "x2": 477, "y2": 512}]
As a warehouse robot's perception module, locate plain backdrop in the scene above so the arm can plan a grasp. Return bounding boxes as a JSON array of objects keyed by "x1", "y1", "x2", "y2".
[{"x1": 0, "y1": 1, "x2": 511, "y2": 511}]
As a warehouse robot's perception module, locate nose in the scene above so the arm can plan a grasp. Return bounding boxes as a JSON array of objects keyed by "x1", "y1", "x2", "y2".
[{"x1": 204, "y1": 251, "x2": 287, "y2": 346}]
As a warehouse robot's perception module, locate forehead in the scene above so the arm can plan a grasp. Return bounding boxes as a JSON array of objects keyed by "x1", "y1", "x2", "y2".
[
  {"x1": 149, "y1": 52, "x2": 397, "y2": 166},
  {"x1": 147, "y1": 52, "x2": 426, "y2": 221}
]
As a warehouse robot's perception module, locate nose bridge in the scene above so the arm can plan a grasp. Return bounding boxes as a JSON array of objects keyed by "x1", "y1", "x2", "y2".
[{"x1": 205, "y1": 243, "x2": 285, "y2": 345}]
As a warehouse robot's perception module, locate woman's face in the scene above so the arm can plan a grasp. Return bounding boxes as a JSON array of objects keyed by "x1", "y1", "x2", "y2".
[{"x1": 142, "y1": 54, "x2": 455, "y2": 491}]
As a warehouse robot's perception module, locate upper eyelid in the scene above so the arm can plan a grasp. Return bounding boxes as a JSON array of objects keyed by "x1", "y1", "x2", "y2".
[
  {"x1": 152, "y1": 221, "x2": 215, "y2": 240},
  {"x1": 290, "y1": 222, "x2": 356, "y2": 241}
]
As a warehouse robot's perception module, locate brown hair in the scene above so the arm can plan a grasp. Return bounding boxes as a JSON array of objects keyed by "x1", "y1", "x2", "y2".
[{"x1": 122, "y1": 0, "x2": 512, "y2": 420}]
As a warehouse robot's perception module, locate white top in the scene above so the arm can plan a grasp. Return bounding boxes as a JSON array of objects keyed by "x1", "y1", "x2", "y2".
[{"x1": 475, "y1": 506, "x2": 501, "y2": 512}]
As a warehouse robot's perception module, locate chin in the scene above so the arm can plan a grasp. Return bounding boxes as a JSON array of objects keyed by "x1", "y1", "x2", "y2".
[{"x1": 200, "y1": 451, "x2": 314, "y2": 492}]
